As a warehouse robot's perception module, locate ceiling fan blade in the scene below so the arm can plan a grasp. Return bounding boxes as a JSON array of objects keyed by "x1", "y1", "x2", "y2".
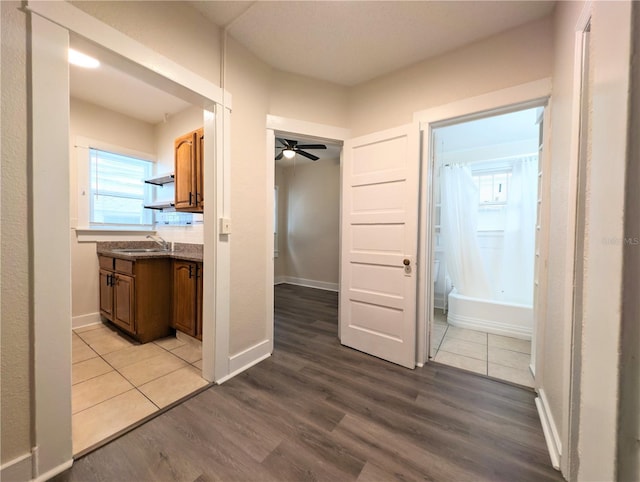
[
  {"x1": 284, "y1": 139, "x2": 298, "y2": 147},
  {"x1": 296, "y1": 144, "x2": 327, "y2": 150},
  {"x1": 275, "y1": 151, "x2": 284, "y2": 161},
  {"x1": 296, "y1": 150, "x2": 319, "y2": 161},
  {"x1": 276, "y1": 138, "x2": 289, "y2": 148}
]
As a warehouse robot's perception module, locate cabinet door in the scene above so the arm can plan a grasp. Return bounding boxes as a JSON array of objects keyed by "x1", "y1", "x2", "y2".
[
  {"x1": 174, "y1": 131, "x2": 196, "y2": 210},
  {"x1": 113, "y1": 273, "x2": 135, "y2": 333},
  {"x1": 99, "y1": 269, "x2": 114, "y2": 319},
  {"x1": 173, "y1": 260, "x2": 197, "y2": 336},
  {"x1": 195, "y1": 128, "x2": 204, "y2": 210}
]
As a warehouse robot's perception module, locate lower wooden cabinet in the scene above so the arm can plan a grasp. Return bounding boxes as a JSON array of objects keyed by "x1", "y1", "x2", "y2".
[
  {"x1": 172, "y1": 260, "x2": 203, "y2": 340},
  {"x1": 98, "y1": 255, "x2": 172, "y2": 343}
]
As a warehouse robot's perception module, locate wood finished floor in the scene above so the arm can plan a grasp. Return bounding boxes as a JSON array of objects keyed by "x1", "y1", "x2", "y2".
[{"x1": 53, "y1": 284, "x2": 561, "y2": 482}]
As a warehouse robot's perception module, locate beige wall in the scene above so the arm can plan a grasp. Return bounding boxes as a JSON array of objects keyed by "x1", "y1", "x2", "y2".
[
  {"x1": 278, "y1": 160, "x2": 340, "y2": 286},
  {"x1": 69, "y1": 99, "x2": 156, "y2": 319},
  {"x1": 269, "y1": 70, "x2": 350, "y2": 128},
  {"x1": 349, "y1": 16, "x2": 553, "y2": 137},
  {"x1": 71, "y1": 1, "x2": 221, "y2": 83},
  {"x1": 226, "y1": 36, "x2": 273, "y2": 354},
  {"x1": 1, "y1": 0, "x2": 32, "y2": 464},
  {"x1": 540, "y1": 2, "x2": 586, "y2": 465}
]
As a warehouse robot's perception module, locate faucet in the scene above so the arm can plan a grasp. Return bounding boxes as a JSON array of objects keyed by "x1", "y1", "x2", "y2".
[{"x1": 146, "y1": 234, "x2": 170, "y2": 251}]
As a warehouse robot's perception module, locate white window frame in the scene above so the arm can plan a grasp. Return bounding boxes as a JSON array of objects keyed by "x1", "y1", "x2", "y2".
[{"x1": 74, "y1": 135, "x2": 157, "y2": 241}]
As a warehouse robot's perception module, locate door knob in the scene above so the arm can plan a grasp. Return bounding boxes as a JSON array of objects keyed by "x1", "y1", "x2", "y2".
[{"x1": 403, "y1": 258, "x2": 410, "y2": 266}]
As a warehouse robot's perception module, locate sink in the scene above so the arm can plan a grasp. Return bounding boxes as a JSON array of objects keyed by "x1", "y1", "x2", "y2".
[{"x1": 111, "y1": 248, "x2": 169, "y2": 254}]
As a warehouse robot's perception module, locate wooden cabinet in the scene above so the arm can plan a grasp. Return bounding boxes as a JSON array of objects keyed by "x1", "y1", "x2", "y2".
[
  {"x1": 174, "y1": 127, "x2": 204, "y2": 213},
  {"x1": 172, "y1": 260, "x2": 203, "y2": 340},
  {"x1": 98, "y1": 255, "x2": 172, "y2": 343}
]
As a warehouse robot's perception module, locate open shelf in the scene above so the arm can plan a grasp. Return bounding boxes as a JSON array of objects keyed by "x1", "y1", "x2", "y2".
[
  {"x1": 144, "y1": 173, "x2": 174, "y2": 186},
  {"x1": 144, "y1": 201, "x2": 174, "y2": 211}
]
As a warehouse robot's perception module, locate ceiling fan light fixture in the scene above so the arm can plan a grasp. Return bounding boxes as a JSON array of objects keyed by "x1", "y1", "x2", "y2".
[{"x1": 282, "y1": 149, "x2": 296, "y2": 159}]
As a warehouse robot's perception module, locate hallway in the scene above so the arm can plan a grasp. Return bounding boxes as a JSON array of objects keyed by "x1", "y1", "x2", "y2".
[{"x1": 55, "y1": 284, "x2": 560, "y2": 481}]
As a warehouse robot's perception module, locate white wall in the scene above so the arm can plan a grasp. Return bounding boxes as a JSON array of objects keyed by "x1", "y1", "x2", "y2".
[
  {"x1": 69, "y1": 98, "x2": 156, "y2": 320},
  {"x1": 277, "y1": 159, "x2": 340, "y2": 289},
  {"x1": 577, "y1": 1, "x2": 631, "y2": 479}
]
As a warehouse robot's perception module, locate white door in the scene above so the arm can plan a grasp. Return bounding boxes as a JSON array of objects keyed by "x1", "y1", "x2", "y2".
[{"x1": 340, "y1": 124, "x2": 420, "y2": 369}]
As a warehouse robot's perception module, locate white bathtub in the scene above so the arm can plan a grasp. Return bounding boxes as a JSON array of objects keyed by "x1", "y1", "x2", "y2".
[{"x1": 447, "y1": 288, "x2": 533, "y2": 340}]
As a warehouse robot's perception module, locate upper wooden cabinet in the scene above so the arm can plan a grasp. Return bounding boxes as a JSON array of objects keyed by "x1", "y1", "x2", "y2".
[{"x1": 174, "y1": 127, "x2": 204, "y2": 212}]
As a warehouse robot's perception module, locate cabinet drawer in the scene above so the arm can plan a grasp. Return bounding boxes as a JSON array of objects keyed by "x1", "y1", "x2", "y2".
[
  {"x1": 115, "y1": 258, "x2": 134, "y2": 275},
  {"x1": 98, "y1": 256, "x2": 115, "y2": 270}
]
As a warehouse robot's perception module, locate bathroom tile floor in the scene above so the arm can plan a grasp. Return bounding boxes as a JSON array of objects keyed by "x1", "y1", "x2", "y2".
[
  {"x1": 71, "y1": 323, "x2": 208, "y2": 456},
  {"x1": 431, "y1": 310, "x2": 534, "y2": 387}
]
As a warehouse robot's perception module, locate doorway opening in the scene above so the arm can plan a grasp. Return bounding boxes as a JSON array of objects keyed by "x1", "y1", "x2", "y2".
[
  {"x1": 272, "y1": 133, "x2": 342, "y2": 341},
  {"x1": 428, "y1": 106, "x2": 544, "y2": 387}
]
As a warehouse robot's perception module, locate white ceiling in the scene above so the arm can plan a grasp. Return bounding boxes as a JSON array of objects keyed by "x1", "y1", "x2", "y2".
[
  {"x1": 70, "y1": 61, "x2": 192, "y2": 125},
  {"x1": 191, "y1": 1, "x2": 555, "y2": 86},
  {"x1": 69, "y1": 1, "x2": 555, "y2": 124}
]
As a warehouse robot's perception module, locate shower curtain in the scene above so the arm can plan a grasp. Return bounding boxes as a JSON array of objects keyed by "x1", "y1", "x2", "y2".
[
  {"x1": 441, "y1": 165, "x2": 491, "y2": 299},
  {"x1": 499, "y1": 156, "x2": 538, "y2": 305}
]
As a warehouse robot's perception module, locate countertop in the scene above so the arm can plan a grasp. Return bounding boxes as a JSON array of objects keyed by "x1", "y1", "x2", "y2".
[{"x1": 97, "y1": 241, "x2": 203, "y2": 263}]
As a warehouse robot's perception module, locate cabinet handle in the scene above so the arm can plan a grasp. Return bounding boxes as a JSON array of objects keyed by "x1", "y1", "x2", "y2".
[
  {"x1": 189, "y1": 192, "x2": 193, "y2": 205},
  {"x1": 106, "y1": 274, "x2": 112, "y2": 286},
  {"x1": 188, "y1": 265, "x2": 193, "y2": 279}
]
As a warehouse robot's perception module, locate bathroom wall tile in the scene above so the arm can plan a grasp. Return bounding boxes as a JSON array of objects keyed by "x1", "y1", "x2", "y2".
[
  {"x1": 440, "y1": 337, "x2": 487, "y2": 361},
  {"x1": 488, "y1": 334, "x2": 531, "y2": 354},
  {"x1": 488, "y1": 363, "x2": 534, "y2": 388},
  {"x1": 73, "y1": 356, "x2": 113, "y2": 385},
  {"x1": 103, "y1": 342, "x2": 165, "y2": 370},
  {"x1": 445, "y1": 326, "x2": 487, "y2": 345},
  {"x1": 138, "y1": 366, "x2": 208, "y2": 408},
  {"x1": 72, "y1": 389, "x2": 157, "y2": 455},
  {"x1": 119, "y1": 351, "x2": 187, "y2": 387},
  {"x1": 73, "y1": 371, "x2": 134, "y2": 414},
  {"x1": 434, "y1": 351, "x2": 486, "y2": 375},
  {"x1": 489, "y1": 346, "x2": 531, "y2": 371}
]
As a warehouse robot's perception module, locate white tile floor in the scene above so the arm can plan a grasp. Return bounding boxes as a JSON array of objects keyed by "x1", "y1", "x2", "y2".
[
  {"x1": 71, "y1": 323, "x2": 208, "y2": 455},
  {"x1": 431, "y1": 310, "x2": 534, "y2": 387}
]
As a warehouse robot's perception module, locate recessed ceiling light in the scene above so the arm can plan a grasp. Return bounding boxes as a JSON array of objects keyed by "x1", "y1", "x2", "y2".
[{"x1": 68, "y1": 48, "x2": 100, "y2": 69}]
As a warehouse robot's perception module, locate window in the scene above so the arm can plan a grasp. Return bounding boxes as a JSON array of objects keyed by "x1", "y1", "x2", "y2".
[
  {"x1": 89, "y1": 148, "x2": 153, "y2": 227},
  {"x1": 472, "y1": 169, "x2": 511, "y2": 232}
]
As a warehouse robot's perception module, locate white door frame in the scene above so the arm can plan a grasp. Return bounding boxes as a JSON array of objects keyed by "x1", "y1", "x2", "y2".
[
  {"x1": 27, "y1": 2, "x2": 231, "y2": 479},
  {"x1": 413, "y1": 78, "x2": 552, "y2": 369},
  {"x1": 265, "y1": 115, "x2": 350, "y2": 352}
]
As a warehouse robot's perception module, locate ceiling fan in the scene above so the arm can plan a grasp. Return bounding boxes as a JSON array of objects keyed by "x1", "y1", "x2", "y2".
[{"x1": 275, "y1": 138, "x2": 327, "y2": 161}]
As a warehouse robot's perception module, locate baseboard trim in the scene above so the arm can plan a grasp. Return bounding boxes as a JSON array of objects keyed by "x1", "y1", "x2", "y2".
[
  {"x1": 33, "y1": 459, "x2": 73, "y2": 482},
  {"x1": 217, "y1": 339, "x2": 271, "y2": 385},
  {"x1": 275, "y1": 276, "x2": 338, "y2": 292},
  {"x1": 447, "y1": 312, "x2": 532, "y2": 340},
  {"x1": 1, "y1": 452, "x2": 32, "y2": 481},
  {"x1": 72, "y1": 312, "x2": 101, "y2": 330},
  {"x1": 535, "y1": 388, "x2": 562, "y2": 470}
]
